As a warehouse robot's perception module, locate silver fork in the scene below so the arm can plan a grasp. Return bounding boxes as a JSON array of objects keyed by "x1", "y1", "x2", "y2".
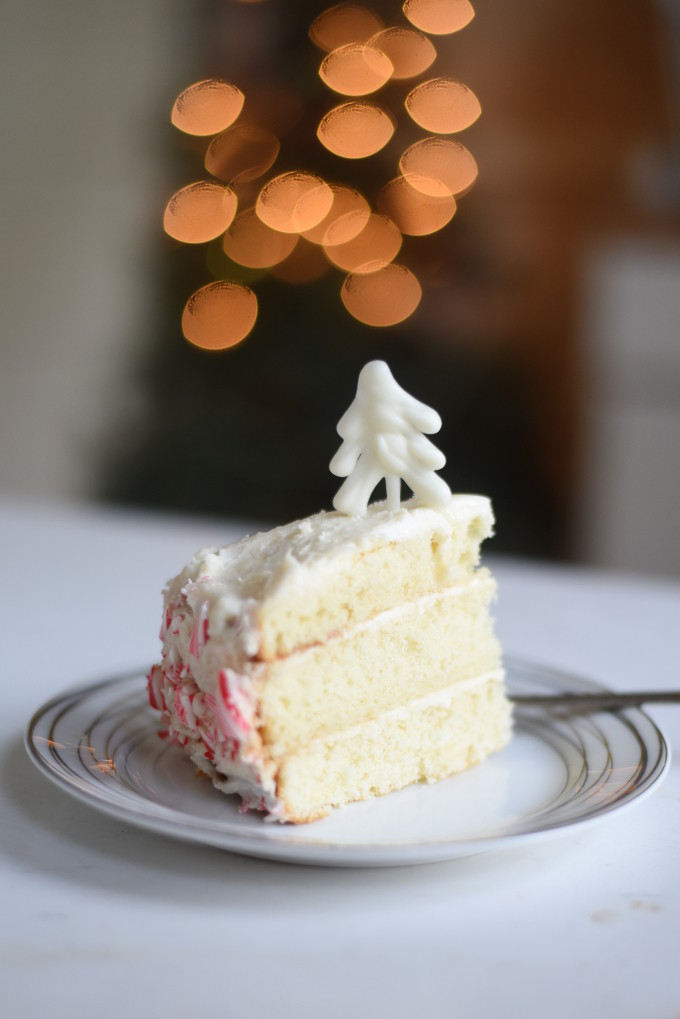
[{"x1": 511, "y1": 691, "x2": 680, "y2": 711}]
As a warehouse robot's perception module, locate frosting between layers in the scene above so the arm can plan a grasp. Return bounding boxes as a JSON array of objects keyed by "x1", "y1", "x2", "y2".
[
  {"x1": 317, "y1": 668, "x2": 506, "y2": 748},
  {"x1": 287, "y1": 572, "x2": 492, "y2": 662}
]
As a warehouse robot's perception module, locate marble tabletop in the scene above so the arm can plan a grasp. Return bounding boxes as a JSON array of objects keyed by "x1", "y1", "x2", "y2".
[{"x1": 2, "y1": 497, "x2": 679, "y2": 1018}]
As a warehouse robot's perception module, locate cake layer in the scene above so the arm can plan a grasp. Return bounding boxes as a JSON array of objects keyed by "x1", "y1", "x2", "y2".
[
  {"x1": 259, "y1": 570, "x2": 500, "y2": 751},
  {"x1": 276, "y1": 673, "x2": 511, "y2": 822},
  {"x1": 164, "y1": 494, "x2": 494, "y2": 666},
  {"x1": 257, "y1": 495, "x2": 493, "y2": 659}
]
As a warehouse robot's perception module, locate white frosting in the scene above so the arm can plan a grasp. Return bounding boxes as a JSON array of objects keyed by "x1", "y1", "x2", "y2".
[{"x1": 330, "y1": 361, "x2": 451, "y2": 514}]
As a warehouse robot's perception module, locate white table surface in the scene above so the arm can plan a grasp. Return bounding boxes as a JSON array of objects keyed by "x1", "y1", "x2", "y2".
[{"x1": 2, "y1": 497, "x2": 679, "y2": 1019}]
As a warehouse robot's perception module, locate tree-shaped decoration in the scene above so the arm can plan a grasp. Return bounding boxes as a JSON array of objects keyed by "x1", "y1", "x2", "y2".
[{"x1": 330, "y1": 361, "x2": 452, "y2": 515}]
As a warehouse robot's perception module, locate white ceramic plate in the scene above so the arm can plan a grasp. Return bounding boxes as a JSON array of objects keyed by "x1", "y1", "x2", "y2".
[{"x1": 26, "y1": 659, "x2": 669, "y2": 866}]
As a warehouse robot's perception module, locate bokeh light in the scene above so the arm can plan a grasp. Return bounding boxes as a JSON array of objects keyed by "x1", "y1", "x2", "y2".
[
  {"x1": 324, "y1": 212, "x2": 402, "y2": 272},
  {"x1": 399, "y1": 137, "x2": 478, "y2": 195},
  {"x1": 222, "y1": 208, "x2": 299, "y2": 267},
  {"x1": 171, "y1": 79, "x2": 245, "y2": 136},
  {"x1": 167, "y1": 1, "x2": 482, "y2": 350},
  {"x1": 402, "y1": 0, "x2": 475, "y2": 36},
  {"x1": 369, "y1": 26, "x2": 436, "y2": 80},
  {"x1": 181, "y1": 281, "x2": 258, "y2": 350},
  {"x1": 309, "y1": 5, "x2": 384, "y2": 51},
  {"x1": 377, "y1": 174, "x2": 456, "y2": 235},
  {"x1": 341, "y1": 263, "x2": 422, "y2": 325},
  {"x1": 270, "y1": 238, "x2": 331, "y2": 283},
  {"x1": 317, "y1": 101, "x2": 395, "y2": 158},
  {"x1": 319, "y1": 43, "x2": 393, "y2": 96},
  {"x1": 163, "y1": 181, "x2": 238, "y2": 244},
  {"x1": 302, "y1": 184, "x2": 371, "y2": 245},
  {"x1": 205, "y1": 124, "x2": 280, "y2": 184},
  {"x1": 255, "y1": 172, "x2": 334, "y2": 233},
  {"x1": 405, "y1": 78, "x2": 481, "y2": 133}
]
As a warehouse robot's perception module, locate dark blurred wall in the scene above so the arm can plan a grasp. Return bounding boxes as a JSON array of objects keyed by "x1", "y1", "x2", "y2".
[{"x1": 103, "y1": 0, "x2": 679, "y2": 560}]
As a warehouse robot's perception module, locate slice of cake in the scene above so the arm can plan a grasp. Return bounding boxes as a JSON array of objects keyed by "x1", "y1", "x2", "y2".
[{"x1": 147, "y1": 493, "x2": 511, "y2": 822}]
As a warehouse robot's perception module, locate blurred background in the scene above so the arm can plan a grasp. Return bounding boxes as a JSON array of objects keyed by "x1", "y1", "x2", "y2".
[{"x1": 1, "y1": 0, "x2": 679, "y2": 574}]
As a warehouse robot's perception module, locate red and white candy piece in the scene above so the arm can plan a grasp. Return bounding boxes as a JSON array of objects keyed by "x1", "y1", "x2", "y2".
[
  {"x1": 214, "y1": 668, "x2": 254, "y2": 741},
  {"x1": 189, "y1": 600, "x2": 210, "y2": 658}
]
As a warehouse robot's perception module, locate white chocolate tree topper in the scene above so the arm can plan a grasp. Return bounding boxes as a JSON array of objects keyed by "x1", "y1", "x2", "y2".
[{"x1": 330, "y1": 360, "x2": 452, "y2": 515}]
